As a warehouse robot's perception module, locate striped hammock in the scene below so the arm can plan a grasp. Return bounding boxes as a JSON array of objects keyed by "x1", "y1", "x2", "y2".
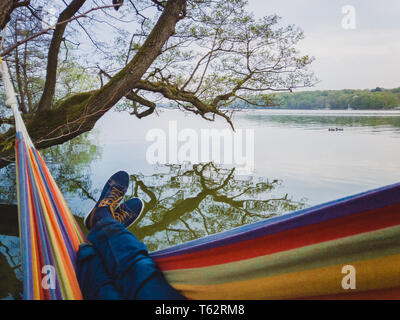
[
  {"x1": 1, "y1": 58, "x2": 400, "y2": 300},
  {"x1": 152, "y1": 183, "x2": 400, "y2": 299},
  {"x1": 1, "y1": 59, "x2": 86, "y2": 300}
]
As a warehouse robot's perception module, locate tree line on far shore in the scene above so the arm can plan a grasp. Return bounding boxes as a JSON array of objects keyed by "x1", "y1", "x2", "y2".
[{"x1": 228, "y1": 87, "x2": 400, "y2": 110}]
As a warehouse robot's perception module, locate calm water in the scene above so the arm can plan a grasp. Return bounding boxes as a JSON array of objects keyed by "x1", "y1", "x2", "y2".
[{"x1": 1, "y1": 109, "x2": 400, "y2": 299}]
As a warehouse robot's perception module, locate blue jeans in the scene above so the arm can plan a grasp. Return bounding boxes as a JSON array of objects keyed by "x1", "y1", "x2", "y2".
[{"x1": 76, "y1": 211, "x2": 186, "y2": 300}]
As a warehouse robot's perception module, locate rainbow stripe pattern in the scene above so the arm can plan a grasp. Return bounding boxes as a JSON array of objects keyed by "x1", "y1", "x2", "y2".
[
  {"x1": 15, "y1": 131, "x2": 86, "y2": 300},
  {"x1": 2, "y1": 57, "x2": 400, "y2": 300},
  {"x1": 151, "y1": 183, "x2": 400, "y2": 300},
  {"x1": 1, "y1": 59, "x2": 86, "y2": 300}
]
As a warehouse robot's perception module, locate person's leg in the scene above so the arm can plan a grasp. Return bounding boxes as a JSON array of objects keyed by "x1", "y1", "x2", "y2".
[
  {"x1": 87, "y1": 208, "x2": 186, "y2": 300},
  {"x1": 135, "y1": 273, "x2": 186, "y2": 300},
  {"x1": 76, "y1": 243, "x2": 122, "y2": 300},
  {"x1": 81, "y1": 171, "x2": 185, "y2": 300}
]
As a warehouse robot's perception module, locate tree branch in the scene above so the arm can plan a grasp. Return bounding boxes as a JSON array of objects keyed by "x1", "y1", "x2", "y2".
[
  {"x1": 28, "y1": 0, "x2": 186, "y2": 147},
  {"x1": 0, "y1": 3, "x2": 123, "y2": 57},
  {"x1": 133, "y1": 79, "x2": 235, "y2": 128},
  {"x1": 37, "y1": 0, "x2": 86, "y2": 111}
]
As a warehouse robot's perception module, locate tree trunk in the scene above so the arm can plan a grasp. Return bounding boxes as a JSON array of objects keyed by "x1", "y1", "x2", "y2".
[
  {"x1": 0, "y1": 0, "x2": 186, "y2": 169},
  {"x1": 0, "y1": 1, "x2": 30, "y2": 32},
  {"x1": 31, "y1": 0, "x2": 187, "y2": 149},
  {"x1": 0, "y1": 1, "x2": 14, "y2": 32},
  {"x1": 37, "y1": 0, "x2": 87, "y2": 111}
]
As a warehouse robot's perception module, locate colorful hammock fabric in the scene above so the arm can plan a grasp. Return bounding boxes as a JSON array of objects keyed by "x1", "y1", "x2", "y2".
[
  {"x1": 1, "y1": 59, "x2": 86, "y2": 300},
  {"x1": 152, "y1": 183, "x2": 400, "y2": 300},
  {"x1": 2, "y1": 56, "x2": 400, "y2": 300}
]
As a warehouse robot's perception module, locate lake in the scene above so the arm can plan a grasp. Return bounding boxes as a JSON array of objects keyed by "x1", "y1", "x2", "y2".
[{"x1": 1, "y1": 109, "x2": 400, "y2": 299}]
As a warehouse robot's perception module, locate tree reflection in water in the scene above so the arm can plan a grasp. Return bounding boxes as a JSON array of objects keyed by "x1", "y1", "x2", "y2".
[
  {"x1": 126, "y1": 162, "x2": 307, "y2": 252},
  {"x1": 0, "y1": 133, "x2": 307, "y2": 298}
]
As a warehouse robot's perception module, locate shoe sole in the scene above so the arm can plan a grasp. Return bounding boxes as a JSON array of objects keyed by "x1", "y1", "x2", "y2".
[{"x1": 125, "y1": 198, "x2": 145, "y2": 229}]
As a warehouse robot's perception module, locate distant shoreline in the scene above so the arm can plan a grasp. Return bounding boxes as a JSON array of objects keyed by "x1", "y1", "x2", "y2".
[
  {"x1": 226, "y1": 87, "x2": 400, "y2": 111},
  {"x1": 159, "y1": 87, "x2": 400, "y2": 111},
  {"x1": 221, "y1": 107, "x2": 400, "y2": 111},
  {"x1": 158, "y1": 105, "x2": 400, "y2": 112}
]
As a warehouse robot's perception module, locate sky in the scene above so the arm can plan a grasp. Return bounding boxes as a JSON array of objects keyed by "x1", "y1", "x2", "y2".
[{"x1": 246, "y1": 0, "x2": 400, "y2": 91}]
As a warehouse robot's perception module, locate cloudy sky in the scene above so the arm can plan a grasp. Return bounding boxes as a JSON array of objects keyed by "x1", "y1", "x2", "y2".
[{"x1": 246, "y1": 0, "x2": 400, "y2": 91}]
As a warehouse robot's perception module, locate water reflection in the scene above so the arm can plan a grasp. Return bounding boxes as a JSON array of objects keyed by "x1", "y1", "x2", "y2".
[
  {"x1": 240, "y1": 110, "x2": 400, "y2": 133},
  {"x1": 0, "y1": 209, "x2": 21, "y2": 300},
  {"x1": 128, "y1": 162, "x2": 306, "y2": 252},
  {"x1": 2, "y1": 109, "x2": 399, "y2": 299},
  {"x1": 0, "y1": 134, "x2": 306, "y2": 299},
  {"x1": 0, "y1": 133, "x2": 102, "y2": 206},
  {"x1": 40, "y1": 132, "x2": 102, "y2": 204},
  {"x1": 0, "y1": 234, "x2": 21, "y2": 300}
]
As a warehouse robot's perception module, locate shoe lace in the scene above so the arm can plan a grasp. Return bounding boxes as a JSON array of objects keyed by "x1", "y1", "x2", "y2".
[
  {"x1": 99, "y1": 187, "x2": 124, "y2": 212},
  {"x1": 113, "y1": 208, "x2": 130, "y2": 223}
]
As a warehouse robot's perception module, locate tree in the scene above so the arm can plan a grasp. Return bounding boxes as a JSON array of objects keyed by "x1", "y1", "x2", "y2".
[
  {"x1": 1, "y1": 4, "x2": 51, "y2": 114},
  {"x1": 269, "y1": 89, "x2": 400, "y2": 110},
  {"x1": 0, "y1": 1, "x2": 30, "y2": 31},
  {"x1": 0, "y1": 0, "x2": 315, "y2": 168}
]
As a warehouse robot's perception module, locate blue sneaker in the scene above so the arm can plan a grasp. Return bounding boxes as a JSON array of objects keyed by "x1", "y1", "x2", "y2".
[
  {"x1": 112, "y1": 198, "x2": 145, "y2": 228},
  {"x1": 84, "y1": 171, "x2": 130, "y2": 229}
]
